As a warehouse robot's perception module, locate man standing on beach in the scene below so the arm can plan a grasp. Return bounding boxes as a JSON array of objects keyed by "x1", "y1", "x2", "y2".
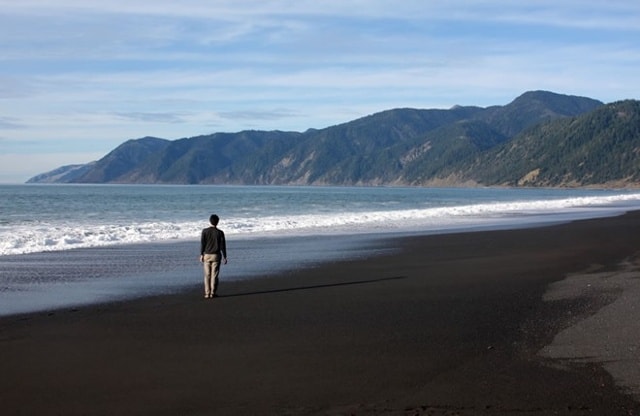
[{"x1": 200, "y1": 214, "x2": 227, "y2": 299}]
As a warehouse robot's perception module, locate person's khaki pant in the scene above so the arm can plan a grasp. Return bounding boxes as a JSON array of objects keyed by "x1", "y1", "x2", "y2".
[{"x1": 203, "y1": 253, "x2": 221, "y2": 297}]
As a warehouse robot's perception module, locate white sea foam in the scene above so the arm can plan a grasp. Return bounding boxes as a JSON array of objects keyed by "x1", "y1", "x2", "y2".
[{"x1": 2, "y1": 192, "x2": 640, "y2": 256}]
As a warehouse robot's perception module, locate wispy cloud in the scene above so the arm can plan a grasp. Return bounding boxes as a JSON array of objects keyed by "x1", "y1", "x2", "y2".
[
  {"x1": 0, "y1": 0, "x2": 639, "y2": 182},
  {"x1": 0, "y1": 116, "x2": 25, "y2": 130},
  {"x1": 4, "y1": 0, "x2": 639, "y2": 29},
  {"x1": 218, "y1": 109, "x2": 300, "y2": 122},
  {"x1": 113, "y1": 112, "x2": 189, "y2": 124}
]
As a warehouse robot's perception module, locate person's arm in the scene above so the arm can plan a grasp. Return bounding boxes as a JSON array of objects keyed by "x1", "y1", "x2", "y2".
[
  {"x1": 199, "y1": 230, "x2": 205, "y2": 262},
  {"x1": 220, "y1": 232, "x2": 228, "y2": 264}
]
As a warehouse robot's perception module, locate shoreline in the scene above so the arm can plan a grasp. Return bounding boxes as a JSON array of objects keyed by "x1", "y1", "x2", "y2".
[
  {"x1": 0, "y1": 233, "x2": 395, "y2": 317},
  {"x1": 2, "y1": 212, "x2": 640, "y2": 414},
  {"x1": 0, "y1": 208, "x2": 629, "y2": 318}
]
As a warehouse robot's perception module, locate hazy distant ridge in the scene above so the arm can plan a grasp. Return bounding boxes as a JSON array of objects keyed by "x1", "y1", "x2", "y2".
[{"x1": 29, "y1": 90, "x2": 640, "y2": 187}]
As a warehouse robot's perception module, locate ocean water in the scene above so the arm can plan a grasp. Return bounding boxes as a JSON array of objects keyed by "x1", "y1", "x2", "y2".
[{"x1": 1, "y1": 184, "x2": 640, "y2": 316}]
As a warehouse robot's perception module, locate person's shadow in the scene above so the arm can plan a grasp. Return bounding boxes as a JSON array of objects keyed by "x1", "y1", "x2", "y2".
[{"x1": 220, "y1": 275, "x2": 407, "y2": 298}]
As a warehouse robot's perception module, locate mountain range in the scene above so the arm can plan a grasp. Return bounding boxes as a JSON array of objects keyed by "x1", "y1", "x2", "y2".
[{"x1": 28, "y1": 90, "x2": 640, "y2": 187}]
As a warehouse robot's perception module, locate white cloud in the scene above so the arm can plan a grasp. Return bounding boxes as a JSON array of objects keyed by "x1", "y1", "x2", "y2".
[
  {"x1": 3, "y1": 0, "x2": 638, "y2": 28},
  {"x1": 0, "y1": 0, "x2": 638, "y2": 182},
  {"x1": 113, "y1": 112, "x2": 189, "y2": 124},
  {"x1": 0, "y1": 116, "x2": 25, "y2": 130}
]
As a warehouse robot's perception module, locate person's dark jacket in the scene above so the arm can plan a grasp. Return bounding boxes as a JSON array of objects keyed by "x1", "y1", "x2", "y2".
[{"x1": 200, "y1": 227, "x2": 226, "y2": 258}]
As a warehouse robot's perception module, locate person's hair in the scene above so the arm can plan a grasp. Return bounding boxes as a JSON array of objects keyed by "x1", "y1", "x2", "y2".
[{"x1": 209, "y1": 214, "x2": 220, "y2": 226}]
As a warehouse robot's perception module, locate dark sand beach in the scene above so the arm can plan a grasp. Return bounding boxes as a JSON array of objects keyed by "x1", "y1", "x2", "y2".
[{"x1": 2, "y1": 212, "x2": 640, "y2": 415}]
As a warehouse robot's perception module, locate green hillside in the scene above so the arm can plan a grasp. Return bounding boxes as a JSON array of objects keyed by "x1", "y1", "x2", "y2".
[
  {"x1": 29, "y1": 91, "x2": 640, "y2": 188},
  {"x1": 465, "y1": 100, "x2": 640, "y2": 187}
]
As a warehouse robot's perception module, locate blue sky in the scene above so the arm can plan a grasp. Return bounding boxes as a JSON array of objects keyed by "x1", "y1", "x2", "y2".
[{"x1": 1, "y1": 0, "x2": 639, "y2": 183}]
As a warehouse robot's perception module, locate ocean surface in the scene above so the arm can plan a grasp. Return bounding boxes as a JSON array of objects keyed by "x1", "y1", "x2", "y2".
[{"x1": 2, "y1": 184, "x2": 640, "y2": 316}]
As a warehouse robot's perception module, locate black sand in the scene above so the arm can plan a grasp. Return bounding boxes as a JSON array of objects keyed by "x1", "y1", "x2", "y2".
[{"x1": 2, "y1": 212, "x2": 640, "y2": 415}]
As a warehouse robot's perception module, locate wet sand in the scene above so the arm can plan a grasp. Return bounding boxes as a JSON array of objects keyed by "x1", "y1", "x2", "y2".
[{"x1": 2, "y1": 212, "x2": 640, "y2": 415}]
